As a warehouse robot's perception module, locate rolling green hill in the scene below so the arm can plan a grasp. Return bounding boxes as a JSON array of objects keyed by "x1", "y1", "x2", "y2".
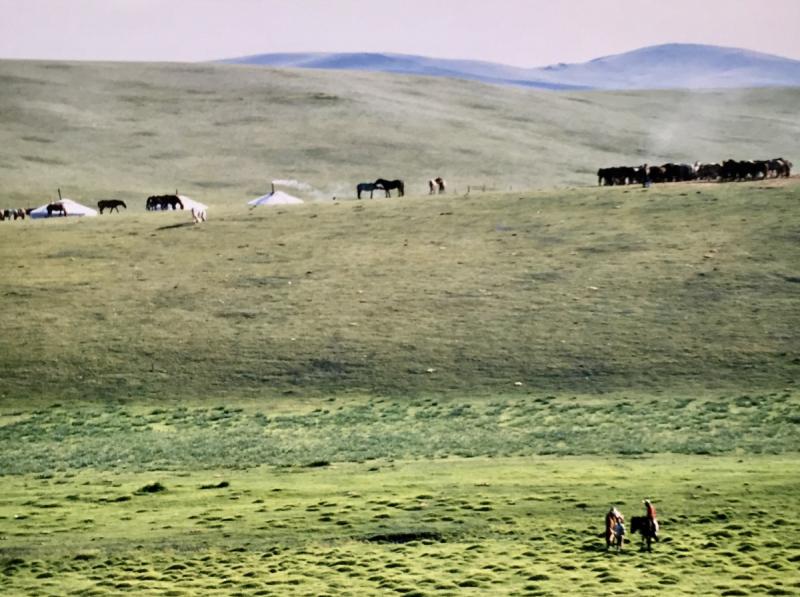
[
  {"x1": 0, "y1": 179, "x2": 798, "y2": 405},
  {"x1": 1, "y1": 59, "x2": 799, "y2": 208}
]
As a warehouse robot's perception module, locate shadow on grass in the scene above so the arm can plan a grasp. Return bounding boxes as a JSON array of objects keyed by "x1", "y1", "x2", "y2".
[{"x1": 155, "y1": 222, "x2": 195, "y2": 231}]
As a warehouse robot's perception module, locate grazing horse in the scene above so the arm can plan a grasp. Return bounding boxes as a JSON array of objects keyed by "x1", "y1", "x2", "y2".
[
  {"x1": 630, "y1": 516, "x2": 657, "y2": 551},
  {"x1": 357, "y1": 183, "x2": 381, "y2": 199},
  {"x1": 436, "y1": 177, "x2": 446, "y2": 194},
  {"x1": 97, "y1": 199, "x2": 127, "y2": 214},
  {"x1": 163, "y1": 195, "x2": 183, "y2": 210},
  {"x1": 191, "y1": 206, "x2": 206, "y2": 223},
  {"x1": 146, "y1": 195, "x2": 183, "y2": 211},
  {"x1": 46, "y1": 203, "x2": 67, "y2": 217},
  {"x1": 374, "y1": 179, "x2": 404, "y2": 198}
]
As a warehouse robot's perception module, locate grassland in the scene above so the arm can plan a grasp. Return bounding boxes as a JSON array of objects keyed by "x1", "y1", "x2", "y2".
[
  {"x1": 2, "y1": 59, "x2": 800, "y2": 596},
  {"x1": 1, "y1": 177, "x2": 798, "y2": 596},
  {"x1": 1, "y1": 60, "x2": 800, "y2": 205},
  {"x1": 2, "y1": 454, "x2": 799, "y2": 596},
  {"x1": 0, "y1": 179, "x2": 798, "y2": 404}
]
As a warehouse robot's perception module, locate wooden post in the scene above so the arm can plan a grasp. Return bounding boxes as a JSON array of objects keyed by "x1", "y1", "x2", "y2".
[{"x1": 58, "y1": 188, "x2": 62, "y2": 200}]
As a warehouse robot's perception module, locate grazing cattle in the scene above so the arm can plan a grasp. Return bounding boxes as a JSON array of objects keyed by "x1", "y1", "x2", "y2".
[
  {"x1": 357, "y1": 183, "x2": 380, "y2": 199},
  {"x1": 769, "y1": 158, "x2": 792, "y2": 178},
  {"x1": 97, "y1": 199, "x2": 127, "y2": 214},
  {"x1": 678, "y1": 164, "x2": 696, "y2": 181},
  {"x1": 428, "y1": 180, "x2": 437, "y2": 195},
  {"x1": 602, "y1": 157, "x2": 790, "y2": 186},
  {"x1": 46, "y1": 203, "x2": 67, "y2": 217},
  {"x1": 374, "y1": 179, "x2": 404, "y2": 197},
  {"x1": 697, "y1": 163, "x2": 721, "y2": 181},
  {"x1": 435, "y1": 178, "x2": 446, "y2": 194}
]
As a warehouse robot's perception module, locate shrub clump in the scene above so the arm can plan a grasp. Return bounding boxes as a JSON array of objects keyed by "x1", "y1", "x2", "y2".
[{"x1": 136, "y1": 482, "x2": 167, "y2": 494}]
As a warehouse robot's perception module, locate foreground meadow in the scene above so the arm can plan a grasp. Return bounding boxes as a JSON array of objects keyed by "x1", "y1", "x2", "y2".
[
  {"x1": 1, "y1": 450, "x2": 799, "y2": 597},
  {"x1": 1, "y1": 174, "x2": 799, "y2": 594}
]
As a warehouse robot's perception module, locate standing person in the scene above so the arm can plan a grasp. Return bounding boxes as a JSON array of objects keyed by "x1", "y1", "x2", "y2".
[
  {"x1": 605, "y1": 507, "x2": 622, "y2": 550},
  {"x1": 641, "y1": 164, "x2": 650, "y2": 187},
  {"x1": 613, "y1": 515, "x2": 626, "y2": 551},
  {"x1": 644, "y1": 499, "x2": 659, "y2": 541}
]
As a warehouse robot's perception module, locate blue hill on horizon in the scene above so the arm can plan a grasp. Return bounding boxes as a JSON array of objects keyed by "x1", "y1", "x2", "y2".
[{"x1": 219, "y1": 44, "x2": 800, "y2": 91}]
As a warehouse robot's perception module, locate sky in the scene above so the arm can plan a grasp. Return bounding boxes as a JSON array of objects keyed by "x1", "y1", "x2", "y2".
[{"x1": 1, "y1": 0, "x2": 799, "y2": 68}]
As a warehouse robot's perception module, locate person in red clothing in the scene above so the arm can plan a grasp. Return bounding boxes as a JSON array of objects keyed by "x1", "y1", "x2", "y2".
[{"x1": 644, "y1": 499, "x2": 659, "y2": 541}]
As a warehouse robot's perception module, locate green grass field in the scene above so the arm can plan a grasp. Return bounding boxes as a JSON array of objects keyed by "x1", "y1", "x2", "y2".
[{"x1": 1, "y1": 59, "x2": 800, "y2": 596}]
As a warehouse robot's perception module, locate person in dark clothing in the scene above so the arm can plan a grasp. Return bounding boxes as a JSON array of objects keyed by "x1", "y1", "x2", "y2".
[{"x1": 644, "y1": 499, "x2": 659, "y2": 540}]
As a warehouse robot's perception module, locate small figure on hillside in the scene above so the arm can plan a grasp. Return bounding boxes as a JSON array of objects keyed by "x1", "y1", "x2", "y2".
[
  {"x1": 641, "y1": 164, "x2": 650, "y2": 187},
  {"x1": 644, "y1": 499, "x2": 659, "y2": 541},
  {"x1": 605, "y1": 506, "x2": 623, "y2": 550},
  {"x1": 613, "y1": 517, "x2": 626, "y2": 551}
]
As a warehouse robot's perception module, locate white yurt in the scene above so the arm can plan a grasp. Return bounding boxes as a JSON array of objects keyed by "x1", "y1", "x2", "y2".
[
  {"x1": 177, "y1": 196, "x2": 208, "y2": 212},
  {"x1": 248, "y1": 190, "x2": 303, "y2": 206},
  {"x1": 29, "y1": 199, "x2": 98, "y2": 219}
]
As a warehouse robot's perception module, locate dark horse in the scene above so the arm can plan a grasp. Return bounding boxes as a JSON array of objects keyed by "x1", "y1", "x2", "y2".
[
  {"x1": 630, "y1": 516, "x2": 657, "y2": 551},
  {"x1": 147, "y1": 195, "x2": 183, "y2": 211},
  {"x1": 357, "y1": 182, "x2": 383, "y2": 199},
  {"x1": 46, "y1": 203, "x2": 67, "y2": 217},
  {"x1": 98, "y1": 199, "x2": 127, "y2": 214},
  {"x1": 374, "y1": 179, "x2": 404, "y2": 198}
]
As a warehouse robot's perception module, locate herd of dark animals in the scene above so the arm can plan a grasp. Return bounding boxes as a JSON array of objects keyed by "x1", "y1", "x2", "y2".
[
  {"x1": 598, "y1": 158, "x2": 792, "y2": 186},
  {"x1": 1, "y1": 162, "x2": 793, "y2": 220},
  {"x1": 145, "y1": 194, "x2": 184, "y2": 211},
  {"x1": 0, "y1": 194, "x2": 184, "y2": 221}
]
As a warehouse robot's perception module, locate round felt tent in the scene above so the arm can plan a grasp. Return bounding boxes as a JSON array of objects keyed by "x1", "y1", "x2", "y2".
[
  {"x1": 248, "y1": 190, "x2": 303, "y2": 206},
  {"x1": 29, "y1": 199, "x2": 98, "y2": 219}
]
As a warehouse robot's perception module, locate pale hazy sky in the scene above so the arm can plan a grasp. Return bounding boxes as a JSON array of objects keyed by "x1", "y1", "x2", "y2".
[{"x1": 1, "y1": 0, "x2": 799, "y2": 68}]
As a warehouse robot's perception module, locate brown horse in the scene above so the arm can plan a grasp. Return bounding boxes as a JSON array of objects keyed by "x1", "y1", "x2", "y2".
[
  {"x1": 98, "y1": 199, "x2": 126, "y2": 214},
  {"x1": 46, "y1": 203, "x2": 67, "y2": 217}
]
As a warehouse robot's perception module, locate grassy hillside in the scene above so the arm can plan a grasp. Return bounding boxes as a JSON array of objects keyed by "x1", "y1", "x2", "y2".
[
  {"x1": 0, "y1": 179, "x2": 798, "y2": 405},
  {"x1": 1, "y1": 60, "x2": 800, "y2": 208}
]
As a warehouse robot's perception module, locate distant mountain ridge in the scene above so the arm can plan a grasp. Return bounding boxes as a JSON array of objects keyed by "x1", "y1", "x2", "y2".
[{"x1": 220, "y1": 44, "x2": 800, "y2": 91}]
